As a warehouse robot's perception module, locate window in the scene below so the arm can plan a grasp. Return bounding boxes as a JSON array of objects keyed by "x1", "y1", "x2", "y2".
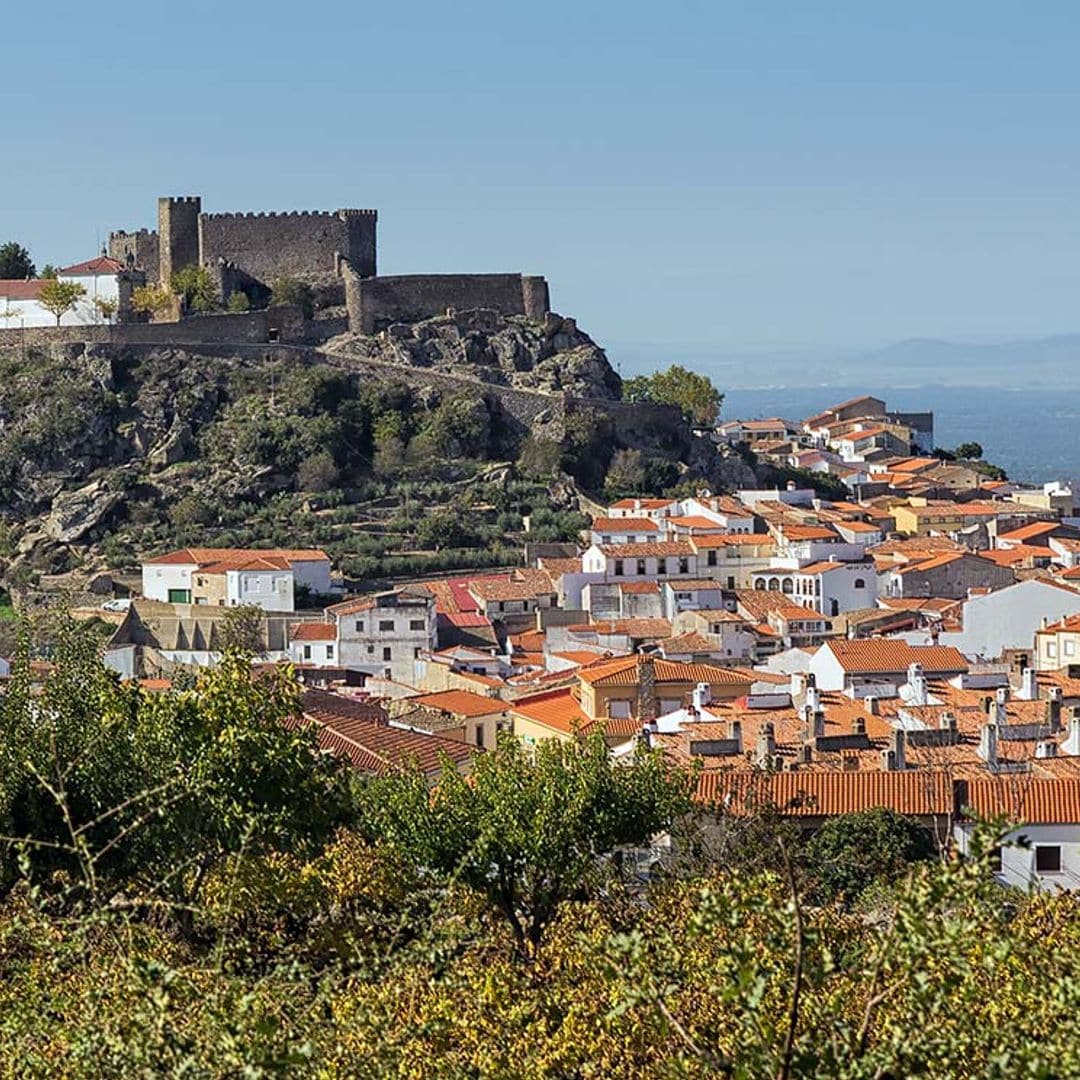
[
  {"x1": 303, "y1": 645, "x2": 312, "y2": 660},
  {"x1": 409, "y1": 619, "x2": 425, "y2": 631},
  {"x1": 379, "y1": 619, "x2": 395, "y2": 632},
  {"x1": 414, "y1": 647, "x2": 421, "y2": 658},
  {"x1": 383, "y1": 667, "x2": 391, "y2": 678},
  {"x1": 727, "y1": 576, "x2": 736, "y2": 589},
  {"x1": 367, "y1": 645, "x2": 374, "y2": 654},
  {"x1": 355, "y1": 620, "x2": 364, "y2": 633},
  {"x1": 608, "y1": 700, "x2": 631, "y2": 719},
  {"x1": 474, "y1": 725, "x2": 485, "y2": 748},
  {"x1": 989, "y1": 847, "x2": 1002, "y2": 873},
  {"x1": 498, "y1": 601, "x2": 505, "y2": 612},
  {"x1": 326, "y1": 645, "x2": 334, "y2": 660},
  {"x1": 1067, "y1": 640, "x2": 1076, "y2": 657},
  {"x1": 1035, "y1": 846, "x2": 1062, "y2": 874},
  {"x1": 678, "y1": 558, "x2": 689, "y2": 574},
  {"x1": 854, "y1": 578, "x2": 866, "y2": 589},
  {"x1": 383, "y1": 647, "x2": 392, "y2": 661},
  {"x1": 636, "y1": 559, "x2": 647, "y2": 575},
  {"x1": 614, "y1": 560, "x2": 625, "y2": 577},
  {"x1": 657, "y1": 560, "x2": 667, "y2": 576},
  {"x1": 707, "y1": 550, "x2": 717, "y2": 567},
  {"x1": 659, "y1": 698, "x2": 680, "y2": 714},
  {"x1": 1048, "y1": 642, "x2": 1058, "y2": 659}
]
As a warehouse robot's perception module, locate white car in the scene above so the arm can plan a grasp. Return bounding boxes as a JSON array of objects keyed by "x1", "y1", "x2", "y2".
[{"x1": 101, "y1": 598, "x2": 133, "y2": 613}]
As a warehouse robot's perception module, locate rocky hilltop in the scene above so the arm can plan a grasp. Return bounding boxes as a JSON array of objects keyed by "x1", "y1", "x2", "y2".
[{"x1": 0, "y1": 309, "x2": 757, "y2": 589}]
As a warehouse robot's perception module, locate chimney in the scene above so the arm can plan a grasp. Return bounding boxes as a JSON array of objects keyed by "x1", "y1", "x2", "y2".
[
  {"x1": 907, "y1": 663, "x2": 927, "y2": 707},
  {"x1": 1063, "y1": 709, "x2": 1080, "y2": 756},
  {"x1": 790, "y1": 671, "x2": 806, "y2": 698},
  {"x1": 852, "y1": 716, "x2": 866, "y2": 735},
  {"x1": 865, "y1": 695, "x2": 879, "y2": 715},
  {"x1": 1019, "y1": 666, "x2": 1038, "y2": 701},
  {"x1": 805, "y1": 681, "x2": 821, "y2": 714},
  {"x1": 978, "y1": 721, "x2": 999, "y2": 770},
  {"x1": 1047, "y1": 687, "x2": 1063, "y2": 732},
  {"x1": 728, "y1": 719, "x2": 743, "y2": 753},
  {"x1": 940, "y1": 710, "x2": 958, "y2": 732},
  {"x1": 637, "y1": 653, "x2": 657, "y2": 724},
  {"x1": 755, "y1": 722, "x2": 776, "y2": 766},
  {"x1": 880, "y1": 729, "x2": 906, "y2": 771},
  {"x1": 799, "y1": 743, "x2": 813, "y2": 765},
  {"x1": 995, "y1": 686, "x2": 1009, "y2": 726},
  {"x1": 692, "y1": 681, "x2": 711, "y2": 712},
  {"x1": 1035, "y1": 739, "x2": 1058, "y2": 759}
]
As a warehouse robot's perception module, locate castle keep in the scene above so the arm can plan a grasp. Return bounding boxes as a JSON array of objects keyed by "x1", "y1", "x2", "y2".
[{"x1": 109, "y1": 195, "x2": 549, "y2": 334}]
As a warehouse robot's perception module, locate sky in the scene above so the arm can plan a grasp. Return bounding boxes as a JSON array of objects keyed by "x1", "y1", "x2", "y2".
[{"x1": 5, "y1": 1, "x2": 1080, "y2": 357}]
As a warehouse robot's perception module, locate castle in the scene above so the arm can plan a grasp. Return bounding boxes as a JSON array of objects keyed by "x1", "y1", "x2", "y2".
[{"x1": 109, "y1": 196, "x2": 550, "y2": 335}]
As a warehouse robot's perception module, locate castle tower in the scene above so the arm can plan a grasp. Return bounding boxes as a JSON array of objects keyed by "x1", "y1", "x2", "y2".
[
  {"x1": 338, "y1": 209, "x2": 377, "y2": 278},
  {"x1": 158, "y1": 196, "x2": 202, "y2": 284}
]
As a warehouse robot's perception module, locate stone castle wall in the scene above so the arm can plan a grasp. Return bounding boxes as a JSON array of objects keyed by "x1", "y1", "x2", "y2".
[
  {"x1": 344, "y1": 268, "x2": 550, "y2": 334},
  {"x1": 0, "y1": 307, "x2": 307, "y2": 350},
  {"x1": 108, "y1": 229, "x2": 160, "y2": 283},
  {"x1": 159, "y1": 197, "x2": 202, "y2": 284},
  {"x1": 199, "y1": 209, "x2": 377, "y2": 284}
]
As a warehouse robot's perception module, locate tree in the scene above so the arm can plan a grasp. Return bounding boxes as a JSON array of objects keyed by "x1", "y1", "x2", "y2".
[
  {"x1": 0, "y1": 242, "x2": 34, "y2": 279},
  {"x1": 297, "y1": 451, "x2": 339, "y2": 492},
  {"x1": 170, "y1": 265, "x2": 219, "y2": 313},
  {"x1": 604, "y1": 448, "x2": 647, "y2": 498},
  {"x1": 415, "y1": 506, "x2": 481, "y2": 550},
  {"x1": 954, "y1": 441, "x2": 983, "y2": 461},
  {"x1": 94, "y1": 297, "x2": 119, "y2": 324},
  {"x1": 37, "y1": 279, "x2": 86, "y2": 325},
  {"x1": 227, "y1": 290, "x2": 251, "y2": 313},
  {"x1": 802, "y1": 807, "x2": 936, "y2": 905},
  {"x1": 270, "y1": 276, "x2": 315, "y2": 319},
  {"x1": 39, "y1": 264, "x2": 58, "y2": 280},
  {"x1": 130, "y1": 283, "x2": 174, "y2": 320},
  {"x1": 624, "y1": 365, "x2": 723, "y2": 427},
  {"x1": 357, "y1": 731, "x2": 694, "y2": 954}
]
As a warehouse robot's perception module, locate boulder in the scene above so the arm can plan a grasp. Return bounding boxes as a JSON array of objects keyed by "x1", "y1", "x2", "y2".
[{"x1": 45, "y1": 482, "x2": 123, "y2": 543}]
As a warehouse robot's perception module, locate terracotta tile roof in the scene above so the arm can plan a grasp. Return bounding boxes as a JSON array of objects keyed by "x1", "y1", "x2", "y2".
[
  {"x1": 438, "y1": 611, "x2": 493, "y2": 628},
  {"x1": 608, "y1": 498, "x2": 675, "y2": 510},
  {"x1": 577, "y1": 655, "x2": 754, "y2": 688},
  {"x1": 1038, "y1": 612, "x2": 1080, "y2": 633},
  {"x1": 299, "y1": 690, "x2": 474, "y2": 775},
  {"x1": 290, "y1": 622, "x2": 337, "y2": 642},
  {"x1": 552, "y1": 650, "x2": 605, "y2": 666},
  {"x1": 619, "y1": 581, "x2": 660, "y2": 594},
  {"x1": 690, "y1": 534, "x2": 774, "y2": 549},
  {"x1": 796, "y1": 560, "x2": 850, "y2": 575},
  {"x1": 823, "y1": 639, "x2": 969, "y2": 675},
  {"x1": 597, "y1": 542, "x2": 694, "y2": 557},
  {"x1": 980, "y1": 546, "x2": 1048, "y2": 567},
  {"x1": 779, "y1": 525, "x2": 838, "y2": 541},
  {"x1": 696, "y1": 769, "x2": 955, "y2": 816},
  {"x1": 0, "y1": 279, "x2": 44, "y2": 300},
  {"x1": 893, "y1": 552, "x2": 968, "y2": 574},
  {"x1": 572, "y1": 618, "x2": 674, "y2": 639},
  {"x1": 198, "y1": 554, "x2": 292, "y2": 574},
  {"x1": 666, "y1": 515, "x2": 727, "y2": 530},
  {"x1": 998, "y1": 522, "x2": 1062, "y2": 543},
  {"x1": 591, "y1": 516, "x2": 660, "y2": 532},
  {"x1": 510, "y1": 688, "x2": 589, "y2": 733},
  {"x1": 411, "y1": 689, "x2": 504, "y2": 718},
  {"x1": 59, "y1": 254, "x2": 126, "y2": 275},
  {"x1": 469, "y1": 577, "x2": 553, "y2": 603},
  {"x1": 538, "y1": 557, "x2": 586, "y2": 575},
  {"x1": 836, "y1": 520, "x2": 880, "y2": 533},
  {"x1": 962, "y1": 778, "x2": 1080, "y2": 824},
  {"x1": 661, "y1": 632, "x2": 721, "y2": 653},
  {"x1": 145, "y1": 547, "x2": 329, "y2": 566}
]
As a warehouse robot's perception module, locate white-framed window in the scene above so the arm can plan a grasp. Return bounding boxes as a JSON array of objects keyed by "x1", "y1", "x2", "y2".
[
  {"x1": 608, "y1": 700, "x2": 631, "y2": 719},
  {"x1": 1035, "y1": 845, "x2": 1062, "y2": 874},
  {"x1": 1047, "y1": 642, "x2": 1058, "y2": 659},
  {"x1": 1066, "y1": 640, "x2": 1076, "y2": 657},
  {"x1": 326, "y1": 644, "x2": 334, "y2": 660}
]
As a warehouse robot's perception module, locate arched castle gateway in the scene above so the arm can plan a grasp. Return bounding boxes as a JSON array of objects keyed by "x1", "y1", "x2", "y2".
[{"x1": 109, "y1": 196, "x2": 549, "y2": 334}]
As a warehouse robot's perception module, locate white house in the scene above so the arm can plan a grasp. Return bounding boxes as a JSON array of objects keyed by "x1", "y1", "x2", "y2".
[
  {"x1": 955, "y1": 779, "x2": 1080, "y2": 892},
  {"x1": 751, "y1": 560, "x2": 875, "y2": 617},
  {"x1": 581, "y1": 542, "x2": 699, "y2": 583},
  {"x1": 290, "y1": 622, "x2": 339, "y2": 666},
  {"x1": 589, "y1": 517, "x2": 662, "y2": 546},
  {"x1": 141, "y1": 547, "x2": 332, "y2": 612},
  {"x1": 327, "y1": 588, "x2": 437, "y2": 685},
  {"x1": 808, "y1": 639, "x2": 969, "y2": 693},
  {"x1": 927, "y1": 579, "x2": 1080, "y2": 661},
  {"x1": 0, "y1": 255, "x2": 132, "y2": 328}
]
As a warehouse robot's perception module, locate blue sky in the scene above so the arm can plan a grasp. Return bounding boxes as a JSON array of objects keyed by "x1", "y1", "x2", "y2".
[{"x1": 5, "y1": 1, "x2": 1080, "y2": 355}]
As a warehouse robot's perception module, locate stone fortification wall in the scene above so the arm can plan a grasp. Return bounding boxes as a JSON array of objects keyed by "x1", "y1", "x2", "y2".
[
  {"x1": 0, "y1": 307, "x2": 306, "y2": 351},
  {"x1": 108, "y1": 229, "x2": 160, "y2": 282},
  {"x1": 199, "y1": 209, "x2": 377, "y2": 284},
  {"x1": 159, "y1": 197, "x2": 202, "y2": 284},
  {"x1": 344, "y1": 269, "x2": 550, "y2": 334}
]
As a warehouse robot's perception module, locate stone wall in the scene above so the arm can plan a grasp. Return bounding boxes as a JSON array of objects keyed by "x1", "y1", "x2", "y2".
[
  {"x1": 159, "y1": 197, "x2": 202, "y2": 284},
  {"x1": 108, "y1": 229, "x2": 160, "y2": 282},
  {"x1": 199, "y1": 209, "x2": 377, "y2": 284},
  {"x1": 0, "y1": 306, "x2": 307, "y2": 350},
  {"x1": 344, "y1": 270, "x2": 550, "y2": 334}
]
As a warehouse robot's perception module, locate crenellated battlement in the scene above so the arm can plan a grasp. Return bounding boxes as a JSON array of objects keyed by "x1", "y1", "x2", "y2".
[
  {"x1": 337, "y1": 209, "x2": 378, "y2": 218},
  {"x1": 201, "y1": 209, "x2": 343, "y2": 221},
  {"x1": 109, "y1": 228, "x2": 157, "y2": 239}
]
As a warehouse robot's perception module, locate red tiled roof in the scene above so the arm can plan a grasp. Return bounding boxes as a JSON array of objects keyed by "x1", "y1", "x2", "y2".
[
  {"x1": 608, "y1": 498, "x2": 674, "y2": 510},
  {"x1": 199, "y1": 555, "x2": 292, "y2": 574},
  {"x1": 510, "y1": 688, "x2": 589, "y2": 734},
  {"x1": 591, "y1": 516, "x2": 660, "y2": 532},
  {"x1": 780, "y1": 525, "x2": 838, "y2": 541},
  {"x1": 412, "y1": 689, "x2": 504, "y2": 718},
  {"x1": 823, "y1": 639, "x2": 968, "y2": 675},
  {"x1": 145, "y1": 547, "x2": 328, "y2": 566},
  {"x1": 0, "y1": 279, "x2": 44, "y2": 300},
  {"x1": 697, "y1": 770, "x2": 955, "y2": 816},
  {"x1": 59, "y1": 255, "x2": 125, "y2": 275},
  {"x1": 290, "y1": 622, "x2": 337, "y2": 642},
  {"x1": 690, "y1": 534, "x2": 774, "y2": 549},
  {"x1": 577, "y1": 655, "x2": 754, "y2": 687},
  {"x1": 597, "y1": 542, "x2": 694, "y2": 557},
  {"x1": 962, "y1": 779, "x2": 1080, "y2": 824}
]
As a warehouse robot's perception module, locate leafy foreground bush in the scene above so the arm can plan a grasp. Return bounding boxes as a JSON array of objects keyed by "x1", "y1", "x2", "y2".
[{"x1": 0, "y1": 628, "x2": 1079, "y2": 1076}]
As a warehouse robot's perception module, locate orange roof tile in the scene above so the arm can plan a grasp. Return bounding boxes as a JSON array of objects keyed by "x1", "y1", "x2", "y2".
[
  {"x1": 962, "y1": 778, "x2": 1080, "y2": 824},
  {"x1": 577, "y1": 655, "x2": 754, "y2": 688},
  {"x1": 591, "y1": 516, "x2": 660, "y2": 532},
  {"x1": 510, "y1": 688, "x2": 589, "y2": 733},
  {"x1": 290, "y1": 622, "x2": 337, "y2": 642},
  {"x1": 146, "y1": 547, "x2": 329, "y2": 566},
  {"x1": 597, "y1": 542, "x2": 694, "y2": 557},
  {"x1": 824, "y1": 639, "x2": 968, "y2": 674},
  {"x1": 412, "y1": 690, "x2": 504, "y2": 717}
]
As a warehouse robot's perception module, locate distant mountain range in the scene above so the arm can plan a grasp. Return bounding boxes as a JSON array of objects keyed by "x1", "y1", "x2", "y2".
[{"x1": 612, "y1": 333, "x2": 1080, "y2": 390}]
